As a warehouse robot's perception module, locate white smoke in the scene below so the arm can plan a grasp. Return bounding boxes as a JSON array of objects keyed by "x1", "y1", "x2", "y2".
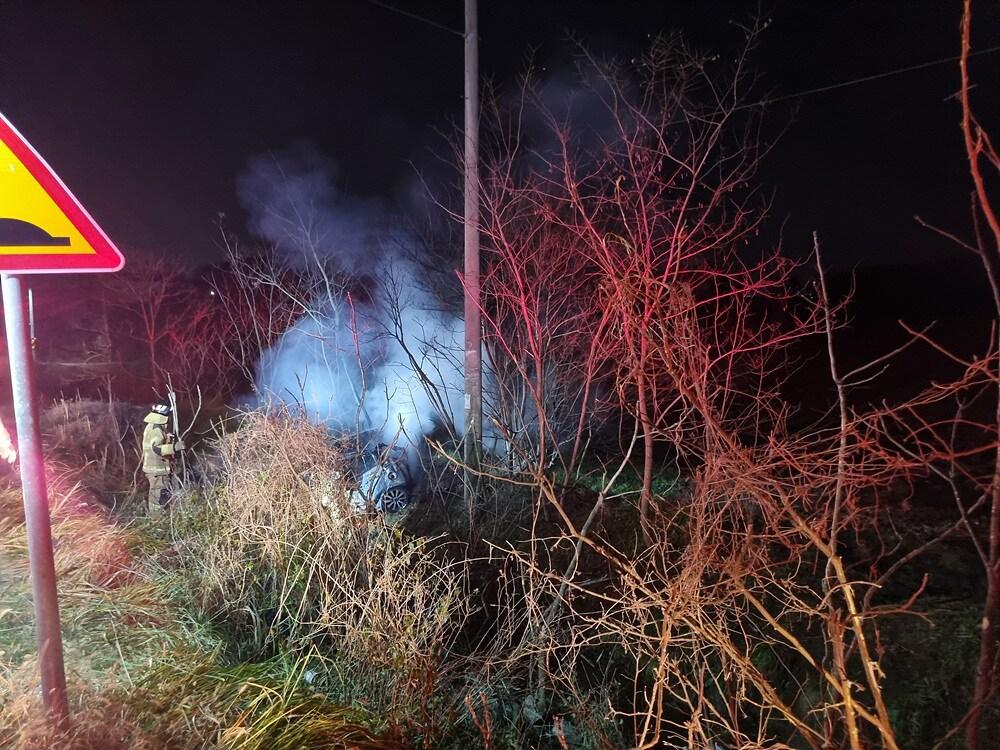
[{"x1": 238, "y1": 145, "x2": 467, "y2": 457}]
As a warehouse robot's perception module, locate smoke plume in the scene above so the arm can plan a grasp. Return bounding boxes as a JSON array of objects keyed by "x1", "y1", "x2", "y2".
[{"x1": 238, "y1": 144, "x2": 466, "y2": 459}]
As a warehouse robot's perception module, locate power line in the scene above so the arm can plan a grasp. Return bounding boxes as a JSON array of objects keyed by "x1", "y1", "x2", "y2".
[
  {"x1": 355, "y1": 0, "x2": 1000, "y2": 114},
  {"x1": 360, "y1": 0, "x2": 463, "y2": 37},
  {"x1": 747, "y1": 44, "x2": 1000, "y2": 109},
  {"x1": 355, "y1": 2, "x2": 1000, "y2": 109}
]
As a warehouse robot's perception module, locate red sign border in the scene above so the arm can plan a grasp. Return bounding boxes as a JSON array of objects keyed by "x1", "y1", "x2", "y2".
[{"x1": 0, "y1": 112, "x2": 125, "y2": 274}]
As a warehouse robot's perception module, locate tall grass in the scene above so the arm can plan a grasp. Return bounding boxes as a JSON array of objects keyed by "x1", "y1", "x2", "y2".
[
  {"x1": 0, "y1": 475, "x2": 189, "y2": 749},
  {"x1": 161, "y1": 411, "x2": 480, "y2": 741},
  {"x1": 0, "y1": 406, "x2": 607, "y2": 749},
  {"x1": 4, "y1": 652, "x2": 403, "y2": 750},
  {"x1": 167, "y1": 411, "x2": 470, "y2": 666},
  {"x1": 39, "y1": 397, "x2": 146, "y2": 510},
  {"x1": 0, "y1": 408, "x2": 477, "y2": 748}
]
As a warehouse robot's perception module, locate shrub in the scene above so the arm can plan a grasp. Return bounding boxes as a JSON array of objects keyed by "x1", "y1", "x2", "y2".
[
  {"x1": 165, "y1": 411, "x2": 473, "y2": 730},
  {"x1": 39, "y1": 396, "x2": 146, "y2": 509}
]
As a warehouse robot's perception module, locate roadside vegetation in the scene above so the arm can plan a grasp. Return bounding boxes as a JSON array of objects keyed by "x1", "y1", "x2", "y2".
[{"x1": 2, "y1": 3, "x2": 999, "y2": 748}]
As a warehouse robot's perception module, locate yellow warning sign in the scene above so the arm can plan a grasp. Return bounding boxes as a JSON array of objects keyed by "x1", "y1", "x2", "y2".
[
  {"x1": 0, "y1": 111, "x2": 123, "y2": 273},
  {"x1": 0, "y1": 140, "x2": 90, "y2": 255}
]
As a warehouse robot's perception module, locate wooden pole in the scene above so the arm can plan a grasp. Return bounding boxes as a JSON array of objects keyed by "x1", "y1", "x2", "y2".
[{"x1": 463, "y1": 0, "x2": 482, "y2": 509}]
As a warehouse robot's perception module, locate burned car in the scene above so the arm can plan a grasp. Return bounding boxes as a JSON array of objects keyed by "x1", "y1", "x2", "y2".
[{"x1": 347, "y1": 443, "x2": 415, "y2": 513}]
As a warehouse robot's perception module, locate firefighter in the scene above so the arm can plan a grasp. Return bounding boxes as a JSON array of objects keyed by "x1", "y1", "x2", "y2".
[{"x1": 142, "y1": 400, "x2": 184, "y2": 515}]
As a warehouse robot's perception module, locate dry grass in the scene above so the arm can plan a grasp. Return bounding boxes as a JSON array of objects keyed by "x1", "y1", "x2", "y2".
[
  {"x1": 0, "y1": 456, "x2": 423, "y2": 749},
  {"x1": 173, "y1": 411, "x2": 470, "y2": 665},
  {"x1": 162, "y1": 410, "x2": 475, "y2": 736},
  {"x1": 0, "y1": 477, "x2": 135, "y2": 591},
  {"x1": 171, "y1": 409, "x2": 359, "y2": 646},
  {"x1": 39, "y1": 396, "x2": 146, "y2": 509},
  {"x1": 0, "y1": 408, "x2": 490, "y2": 748},
  {"x1": 0, "y1": 478, "x2": 173, "y2": 749},
  {"x1": 3, "y1": 653, "x2": 403, "y2": 750}
]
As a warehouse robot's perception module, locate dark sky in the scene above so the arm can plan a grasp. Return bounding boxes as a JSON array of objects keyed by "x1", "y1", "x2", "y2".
[{"x1": 1, "y1": 0, "x2": 998, "y2": 268}]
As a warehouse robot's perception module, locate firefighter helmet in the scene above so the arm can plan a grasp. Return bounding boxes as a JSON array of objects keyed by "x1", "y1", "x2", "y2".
[{"x1": 150, "y1": 400, "x2": 172, "y2": 417}]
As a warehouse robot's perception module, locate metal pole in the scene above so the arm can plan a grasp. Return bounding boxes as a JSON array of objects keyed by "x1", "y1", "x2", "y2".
[
  {"x1": 463, "y1": 0, "x2": 482, "y2": 508},
  {"x1": 1, "y1": 273, "x2": 68, "y2": 726}
]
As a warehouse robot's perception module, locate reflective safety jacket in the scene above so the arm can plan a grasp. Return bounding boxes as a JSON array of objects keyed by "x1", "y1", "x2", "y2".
[{"x1": 142, "y1": 412, "x2": 175, "y2": 476}]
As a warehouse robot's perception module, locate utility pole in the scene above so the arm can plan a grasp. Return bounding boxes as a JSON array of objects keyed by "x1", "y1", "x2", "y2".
[
  {"x1": 1, "y1": 274, "x2": 68, "y2": 727},
  {"x1": 463, "y1": 0, "x2": 482, "y2": 508}
]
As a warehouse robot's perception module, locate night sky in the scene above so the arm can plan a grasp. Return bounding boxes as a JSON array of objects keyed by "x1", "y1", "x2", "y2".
[{"x1": 1, "y1": 1, "x2": 998, "y2": 268}]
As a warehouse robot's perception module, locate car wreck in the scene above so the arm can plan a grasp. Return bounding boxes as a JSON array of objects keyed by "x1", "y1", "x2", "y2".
[{"x1": 346, "y1": 442, "x2": 415, "y2": 514}]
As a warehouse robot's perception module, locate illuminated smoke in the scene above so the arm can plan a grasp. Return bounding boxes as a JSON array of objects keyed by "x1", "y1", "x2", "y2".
[
  {"x1": 0, "y1": 417, "x2": 17, "y2": 465},
  {"x1": 238, "y1": 63, "x2": 625, "y2": 462},
  {"x1": 238, "y1": 145, "x2": 467, "y2": 456}
]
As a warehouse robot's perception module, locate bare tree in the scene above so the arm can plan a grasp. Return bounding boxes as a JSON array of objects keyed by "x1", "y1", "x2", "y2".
[
  {"x1": 210, "y1": 232, "x2": 309, "y2": 393},
  {"x1": 103, "y1": 251, "x2": 191, "y2": 389},
  {"x1": 891, "y1": 2, "x2": 1000, "y2": 746},
  {"x1": 471, "y1": 26, "x2": 930, "y2": 749},
  {"x1": 957, "y1": 5, "x2": 1000, "y2": 742}
]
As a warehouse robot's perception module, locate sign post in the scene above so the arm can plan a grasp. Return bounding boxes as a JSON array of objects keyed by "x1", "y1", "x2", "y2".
[
  {"x1": 1, "y1": 273, "x2": 67, "y2": 724},
  {"x1": 0, "y1": 110, "x2": 125, "y2": 726}
]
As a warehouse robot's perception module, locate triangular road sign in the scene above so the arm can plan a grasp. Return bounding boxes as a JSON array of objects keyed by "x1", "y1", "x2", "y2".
[{"x1": 0, "y1": 112, "x2": 125, "y2": 274}]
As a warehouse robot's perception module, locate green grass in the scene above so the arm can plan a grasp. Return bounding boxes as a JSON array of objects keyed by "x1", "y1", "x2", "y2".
[{"x1": 554, "y1": 458, "x2": 684, "y2": 500}]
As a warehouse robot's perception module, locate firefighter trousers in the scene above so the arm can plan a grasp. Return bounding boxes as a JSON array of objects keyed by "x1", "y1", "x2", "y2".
[{"x1": 146, "y1": 473, "x2": 173, "y2": 517}]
